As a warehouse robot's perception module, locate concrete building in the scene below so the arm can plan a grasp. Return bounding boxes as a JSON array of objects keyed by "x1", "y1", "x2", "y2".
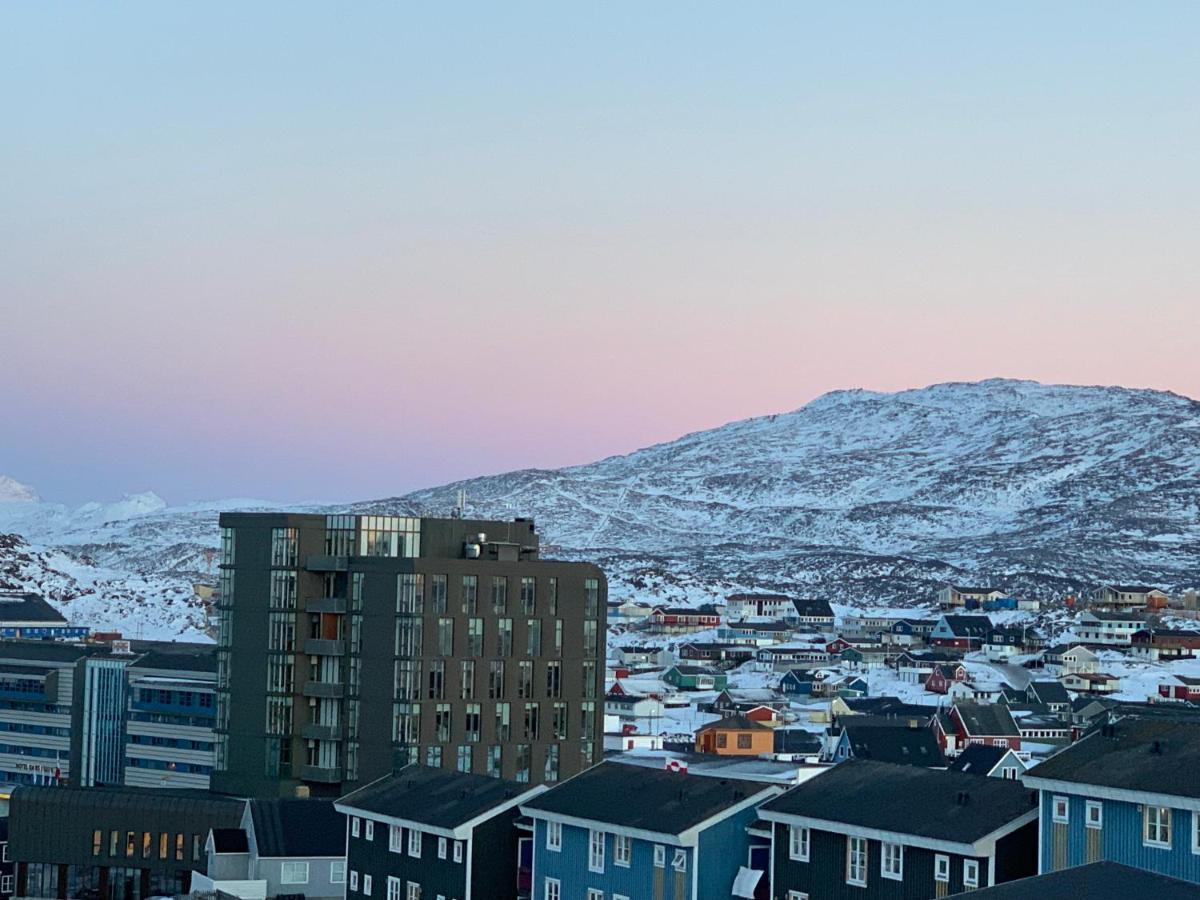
[{"x1": 211, "y1": 513, "x2": 607, "y2": 798}]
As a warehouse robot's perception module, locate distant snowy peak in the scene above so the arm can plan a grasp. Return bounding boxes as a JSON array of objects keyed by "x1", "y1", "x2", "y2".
[{"x1": 0, "y1": 476, "x2": 39, "y2": 504}]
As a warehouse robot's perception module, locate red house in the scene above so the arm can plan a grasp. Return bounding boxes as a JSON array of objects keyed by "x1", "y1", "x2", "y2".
[
  {"x1": 825, "y1": 637, "x2": 853, "y2": 655},
  {"x1": 648, "y1": 606, "x2": 722, "y2": 634},
  {"x1": 1159, "y1": 676, "x2": 1200, "y2": 701},
  {"x1": 949, "y1": 701, "x2": 1022, "y2": 751},
  {"x1": 925, "y1": 663, "x2": 968, "y2": 695}
]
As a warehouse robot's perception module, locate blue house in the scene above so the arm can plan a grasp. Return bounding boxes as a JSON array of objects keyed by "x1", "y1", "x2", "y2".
[
  {"x1": 1023, "y1": 716, "x2": 1200, "y2": 885},
  {"x1": 779, "y1": 669, "x2": 816, "y2": 696},
  {"x1": 520, "y1": 761, "x2": 780, "y2": 900}
]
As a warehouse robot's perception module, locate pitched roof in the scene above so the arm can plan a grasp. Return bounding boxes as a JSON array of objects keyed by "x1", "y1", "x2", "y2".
[
  {"x1": 1083, "y1": 610, "x2": 1146, "y2": 622},
  {"x1": 0, "y1": 593, "x2": 68, "y2": 625},
  {"x1": 939, "y1": 615, "x2": 993, "y2": 636},
  {"x1": 697, "y1": 714, "x2": 772, "y2": 732},
  {"x1": 839, "y1": 722, "x2": 945, "y2": 768},
  {"x1": 1024, "y1": 716, "x2": 1200, "y2": 799},
  {"x1": 946, "y1": 861, "x2": 1200, "y2": 899},
  {"x1": 337, "y1": 765, "x2": 534, "y2": 830},
  {"x1": 947, "y1": 744, "x2": 1010, "y2": 775},
  {"x1": 521, "y1": 761, "x2": 773, "y2": 836},
  {"x1": 792, "y1": 597, "x2": 834, "y2": 618},
  {"x1": 1028, "y1": 681, "x2": 1070, "y2": 705},
  {"x1": 954, "y1": 702, "x2": 1020, "y2": 737},
  {"x1": 248, "y1": 798, "x2": 345, "y2": 858},
  {"x1": 760, "y1": 760, "x2": 1036, "y2": 843},
  {"x1": 211, "y1": 828, "x2": 249, "y2": 854}
]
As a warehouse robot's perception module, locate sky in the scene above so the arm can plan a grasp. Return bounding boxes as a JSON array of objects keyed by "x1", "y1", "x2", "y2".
[{"x1": 1, "y1": 3, "x2": 1198, "y2": 504}]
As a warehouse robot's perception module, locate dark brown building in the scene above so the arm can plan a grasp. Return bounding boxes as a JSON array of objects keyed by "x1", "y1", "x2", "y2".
[{"x1": 210, "y1": 513, "x2": 606, "y2": 798}]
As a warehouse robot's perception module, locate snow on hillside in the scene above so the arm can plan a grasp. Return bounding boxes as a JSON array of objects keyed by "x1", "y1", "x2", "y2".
[
  {"x1": 1, "y1": 378, "x2": 1198, "y2": 636},
  {"x1": 0, "y1": 476, "x2": 39, "y2": 503}
]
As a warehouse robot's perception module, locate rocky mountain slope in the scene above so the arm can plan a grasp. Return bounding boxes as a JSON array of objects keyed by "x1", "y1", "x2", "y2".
[{"x1": 2, "y1": 379, "x2": 1197, "y2": 637}]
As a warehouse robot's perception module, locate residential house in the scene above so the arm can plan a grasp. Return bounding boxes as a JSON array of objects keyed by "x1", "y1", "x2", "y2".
[
  {"x1": 647, "y1": 607, "x2": 722, "y2": 635},
  {"x1": 335, "y1": 765, "x2": 544, "y2": 900},
  {"x1": 755, "y1": 643, "x2": 830, "y2": 672},
  {"x1": 1041, "y1": 644, "x2": 1099, "y2": 676},
  {"x1": 884, "y1": 619, "x2": 937, "y2": 647},
  {"x1": 1008, "y1": 709, "x2": 1071, "y2": 741},
  {"x1": 937, "y1": 585, "x2": 1005, "y2": 609},
  {"x1": 944, "y1": 861, "x2": 1200, "y2": 898},
  {"x1": 930, "y1": 616, "x2": 993, "y2": 650},
  {"x1": 925, "y1": 664, "x2": 969, "y2": 695},
  {"x1": 719, "y1": 622, "x2": 796, "y2": 646},
  {"x1": 949, "y1": 702, "x2": 1022, "y2": 752},
  {"x1": 1077, "y1": 611, "x2": 1146, "y2": 647},
  {"x1": 1091, "y1": 585, "x2": 1171, "y2": 611},
  {"x1": 193, "y1": 798, "x2": 346, "y2": 899},
  {"x1": 839, "y1": 645, "x2": 891, "y2": 671},
  {"x1": 726, "y1": 593, "x2": 795, "y2": 621},
  {"x1": 1061, "y1": 672, "x2": 1121, "y2": 695},
  {"x1": 605, "y1": 688, "x2": 666, "y2": 721},
  {"x1": 616, "y1": 646, "x2": 667, "y2": 669},
  {"x1": 983, "y1": 627, "x2": 1032, "y2": 661},
  {"x1": 829, "y1": 719, "x2": 946, "y2": 769},
  {"x1": 677, "y1": 643, "x2": 756, "y2": 667},
  {"x1": 1026, "y1": 681, "x2": 1071, "y2": 715},
  {"x1": 663, "y1": 665, "x2": 726, "y2": 692},
  {"x1": 947, "y1": 745, "x2": 1026, "y2": 780},
  {"x1": 1022, "y1": 716, "x2": 1200, "y2": 884},
  {"x1": 522, "y1": 761, "x2": 781, "y2": 900},
  {"x1": 760, "y1": 759, "x2": 1039, "y2": 898},
  {"x1": 779, "y1": 670, "x2": 817, "y2": 697},
  {"x1": 695, "y1": 716, "x2": 775, "y2": 756},
  {"x1": 710, "y1": 689, "x2": 786, "y2": 717},
  {"x1": 810, "y1": 675, "x2": 868, "y2": 700},
  {"x1": 790, "y1": 598, "x2": 836, "y2": 630},
  {"x1": 1132, "y1": 629, "x2": 1200, "y2": 661},
  {"x1": 1158, "y1": 676, "x2": 1200, "y2": 703},
  {"x1": 897, "y1": 650, "x2": 964, "y2": 684},
  {"x1": 946, "y1": 681, "x2": 1005, "y2": 704},
  {"x1": 840, "y1": 616, "x2": 906, "y2": 640}
]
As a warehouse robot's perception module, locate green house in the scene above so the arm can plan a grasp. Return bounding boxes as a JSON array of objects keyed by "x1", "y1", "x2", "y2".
[{"x1": 663, "y1": 664, "x2": 728, "y2": 691}]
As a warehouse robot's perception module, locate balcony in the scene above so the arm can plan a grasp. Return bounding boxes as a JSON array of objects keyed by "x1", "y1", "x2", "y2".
[
  {"x1": 299, "y1": 764, "x2": 342, "y2": 784},
  {"x1": 305, "y1": 555, "x2": 348, "y2": 572},
  {"x1": 299, "y1": 722, "x2": 343, "y2": 741},
  {"x1": 306, "y1": 596, "x2": 347, "y2": 614},
  {"x1": 302, "y1": 681, "x2": 345, "y2": 699},
  {"x1": 304, "y1": 638, "x2": 345, "y2": 656}
]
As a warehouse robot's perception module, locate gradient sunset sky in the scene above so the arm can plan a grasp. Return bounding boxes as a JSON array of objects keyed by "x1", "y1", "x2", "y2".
[{"x1": 2, "y1": 3, "x2": 1198, "y2": 504}]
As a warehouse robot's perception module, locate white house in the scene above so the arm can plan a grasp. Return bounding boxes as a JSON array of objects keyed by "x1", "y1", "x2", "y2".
[{"x1": 1076, "y1": 610, "x2": 1146, "y2": 646}]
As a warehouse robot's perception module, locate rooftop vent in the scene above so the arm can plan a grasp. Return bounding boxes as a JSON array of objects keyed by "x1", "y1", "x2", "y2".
[{"x1": 956, "y1": 791, "x2": 971, "y2": 806}]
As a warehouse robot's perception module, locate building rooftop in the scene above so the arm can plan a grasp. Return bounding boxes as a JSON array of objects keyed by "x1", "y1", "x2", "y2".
[
  {"x1": 248, "y1": 798, "x2": 345, "y2": 858},
  {"x1": 522, "y1": 761, "x2": 773, "y2": 836},
  {"x1": 0, "y1": 593, "x2": 68, "y2": 625},
  {"x1": 955, "y1": 702, "x2": 1020, "y2": 737},
  {"x1": 337, "y1": 765, "x2": 535, "y2": 831},
  {"x1": 760, "y1": 760, "x2": 1037, "y2": 844},
  {"x1": 696, "y1": 714, "x2": 772, "y2": 732},
  {"x1": 948, "y1": 861, "x2": 1200, "y2": 899},
  {"x1": 210, "y1": 828, "x2": 250, "y2": 854},
  {"x1": 838, "y1": 721, "x2": 945, "y2": 768},
  {"x1": 1024, "y1": 716, "x2": 1200, "y2": 799},
  {"x1": 947, "y1": 744, "x2": 1011, "y2": 775}
]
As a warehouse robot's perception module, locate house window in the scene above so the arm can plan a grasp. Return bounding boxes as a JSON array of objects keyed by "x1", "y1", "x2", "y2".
[
  {"x1": 881, "y1": 842, "x2": 903, "y2": 880},
  {"x1": 544, "y1": 879, "x2": 561, "y2": 900},
  {"x1": 672, "y1": 849, "x2": 688, "y2": 872},
  {"x1": 1144, "y1": 806, "x2": 1172, "y2": 848},
  {"x1": 787, "y1": 894, "x2": 809, "y2": 900},
  {"x1": 654, "y1": 844, "x2": 666, "y2": 867},
  {"x1": 438, "y1": 836, "x2": 448, "y2": 859},
  {"x1": 330, "y1": 861, "x2": 346, "y2": 883},
  {"x1": 964, "y1": 859, "x2": 979, "y2": 889},
  {"x1": 365, "y1": 820, "x2": 375, "y2": 841},
  {"x1": 351, "y1": 817, "x2": 361, "y2": 837},
  {"x1": 1052, "y1": 796, "x2": 1069, "y2": 823},
  {"x1": 363, "y1": 874, "x2": 373, "y2": 896},
  {"x1": 587, "y1": 892, "x2": 603, "y2": 900},
  {"x1": 546, "y1": 820, "x2": 562, "y2": 851},
  {"x1": 281, "y1": 862, "x2": 309, "y2": 885},
  {"x1": 1001, "y1": 767, "x2": 1019, "y2": 780},
  {"x1": 737, "y1": 733, "x2": 752, "y2": 749},
  {"x1": 614, "y1": 834, "x2": 632, "y2": 867},
  {"x1": 390, "y1": 825, "x2": 404, "y2": 853},
  {"x1": 846, "y1": 836, "x2": 867, "y2": 886},
  {"x1": 0, "y1": 876, "x2": 11, "y2": 896},
  {"x1": 453, "y1": 840, "x2": 464, "y2": 862},
  {"x1": 789, "y1": 825, "x2": 810, "y2": 861},
  {"x1": 409, "y1": 829, "x2": 423, "y2": 858},
  {"x1": 935, "y1": 854, "x2": 950, "y2": 883},
  {"x1": 350, "y1": 871, "x2": 359, "y2": 892},
  {"x1": 1086, "y1": 801, "x2": 1103, "y2": 829},
  {"x1": 589, "y1": 829, "x2": 605, "y2": 872}
]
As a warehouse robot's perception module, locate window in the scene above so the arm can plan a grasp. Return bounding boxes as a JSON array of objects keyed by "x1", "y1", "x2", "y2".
[
  {"x1": 737, "y1": 733, "x2": 752, "y2": 749},
  {"x1": 1145, "y1": 805, "x2": 1172, "y2": 848},
  {"x1": 935, "y1": 854, "x2": 950, "y2": 883},
  {"x1": 386, "y1": 878, "x2": 402, "y2": 900},
  {"x1": 653, "y1": 844, "x2": 666, "y2": 867},
  {"x1": 547, "y1": 820, "x2": 562, "y2": 851},
  {"x1": 789, "y1": 825, "x2": 809, "y2": 861},
  {"x1": 672, "y1": 848, "x2": 687, "y2": 872},
  {"x1": 787, "y1": 894, "x2": 809, "y2": 900},
  {"x1": 1052, "y1": 795, "x2": 1069, "y2": 823},
  {"x1": 846, "y1": 836, "x2": 867, "y2": 886},
  {"x1": 389, "y1": 824, "x2": 403, "y2": 853},
  {"x1": 351, "y1": 816, "x2": 361, "y2": 837},
  {"x1": 365, "y1": 820, "x2": 375, "y2": 841},
  {"x1": 331, "y1": 861, "x2": 346, "y2": 883},
  {"x1": 881, "y1": 842, "x2": 902, "y2": 880},
  {"x1": 92, "y1": 830, "x2": 102, "y2": 856},
  {"x1": 281, "y1": 861, "x2": 309, "y2": 885},
  {"x1": 0, "y1": 876, "x2": 11, "y2": 896},
  {"x1": 363, "y1": 874, "x2": 373, "y2": 896},
  {"x1": 453, "y1": 840, "x2": 464, "y2": 862},
  {"x1": 404, "y1": 880, "x2": 418, "y2": 900},
  {"x1": 438, "y1": 836, "x2": 448, "y2": 859},
  {"x1": 587, "y1": 891, "x2": 603, "y2": 900},
  {"x1": 544, "y1": 879, "x2": 561, "y2": 900},
  {"x1": 1193, "y1": 812, "x2": 1200, "y2": 855},
  {"x1": 614, "y1": 834, "x2": 631, "y2": 867},
  {"x1": 409, "y1": 828, "x2": 423, "y2": 857},
  {"x1": 964, "y1": 859, "x2": 979, "y2": 889},
  {"x1": 589, "y1": 829, "x2": 605, "y2": 873},
  {"x1": 462, "y1": 575, "x2": 478, "y2": 614},
  {"x1": 1086, "y1": 801, "x2": 1103, "y2": 830},
  {"x1": 350, "y1": 871, "x2": 359, "y2": 891}
]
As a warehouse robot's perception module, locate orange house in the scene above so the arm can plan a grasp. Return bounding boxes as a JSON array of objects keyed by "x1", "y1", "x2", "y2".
[{"x1": 694, "y1": 714, "x2": 774, "y2": 756}]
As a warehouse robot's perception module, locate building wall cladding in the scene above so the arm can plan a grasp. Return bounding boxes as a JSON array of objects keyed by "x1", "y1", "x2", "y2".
[
  {"x1": 213, "y1": 513, "x2": 607, "y2": 798},
  {"x1": 771, "y1": 823, "x2": 1005, "y2": 899},
  {"x1": 346, "y1": 818, "x2": 469, "y2": 900}
]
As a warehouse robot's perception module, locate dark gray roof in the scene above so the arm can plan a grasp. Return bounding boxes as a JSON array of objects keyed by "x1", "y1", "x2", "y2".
[
  {"x1": 761, "y1": 760, "x2": 1036, "y2": 842},
  {"x1": 940, "y1": 616, "x2": 993, "y2": 636},
  {"x1": 211, "y1": 828, "x2": 249, "y2": 854},
  {"x1": 1085, "y1": 610, "x2": 1146, "y2": 622},
  {"x1": 948, "y1": 744, "x2": 1010, "y2": 775},
  {"x1": 338, "y1": 765, "x2": 532, "y2": 830},
  {"x1": 949, "y1": 586, "x2": 1001, "y2": 594},
  {"x1": 671, "y1": 664, "x2": 720, "y2": 675},
  {"x1": 1103, "y1": 585, "x2": 1160, "y2": 594},
  {"x1": 1028, "y1": 681, "x2": 1070, "y2": 705},
  {"x1": 955, "y1": 702, "x2": 1020, "y2": 737},
  {"x1": 698, "y1": 714, "x2": 772, "y2": 731},
  {"x1": 947, "y1": 862, "x2": 1200, "y2": 899},
  {"x1": 792, "y1": 598, "x2": 834, "y2": 618},
  {"x1": 0, "y1": 593, "x2": 68, "y2": 624},
  {"x1": 248, "y1": 798, "x2": 344, "y2": 858},
  {"x1": 130, "y1": 646, "x2": 217, "y2": 674},
  {"x1": 1025, "y1": 716, "x2": 1200, "y2": 799},
  {"x1": 522, "y1": 761, "x2": 771, "y2": 835},
  {"x1": 840, "y1": 722, "x2": 945, "y2": 768},
  {"x1": 841, "y1": 697, "x2": 933, "y2": 718},
  {"x1": 0, "y1": 640, "x2": 92, "y2": 663}
]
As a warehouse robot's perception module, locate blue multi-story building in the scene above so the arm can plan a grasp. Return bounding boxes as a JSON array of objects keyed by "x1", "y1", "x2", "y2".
[
  {"x1": 1023, "y1": 715, "x2": 1200, "y2": 885},
  {"x1": 521, "y1": 761, "x2": 780, "y2": 900}
]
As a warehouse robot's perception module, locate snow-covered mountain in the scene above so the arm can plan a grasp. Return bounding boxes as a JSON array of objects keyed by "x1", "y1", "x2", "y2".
[
  {"x1": 2, "y1": 379, "x2": 1198, "y2": 637},
  {"x1": 0, "y1": 476, "x2": 39, "y2": 504}
]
